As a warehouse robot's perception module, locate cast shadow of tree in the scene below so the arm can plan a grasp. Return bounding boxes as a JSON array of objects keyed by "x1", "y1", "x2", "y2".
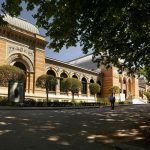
[{"x1": 0, "y1": 105, "x2": 150, "y2": 150}]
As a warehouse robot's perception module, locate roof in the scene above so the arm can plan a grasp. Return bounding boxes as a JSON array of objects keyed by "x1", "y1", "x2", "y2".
[
  {"x1": 3, "y1": 14, "x2": 40, "y2": 34},
  {"x1": 67, "y1": 53, "x2": 93, "y2": 62},
  {"x1": 45, "y1": 57, "x2": 100, "y2": 75},
  {"x1": 68, "y1": 53, "x2": 99, "y2": 72}
]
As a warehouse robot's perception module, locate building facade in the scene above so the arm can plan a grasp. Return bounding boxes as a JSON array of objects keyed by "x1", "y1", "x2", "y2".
[
  {"x1": 0, "y1": 15, "x2": 139, "y2": 102},
  {"x1": 69, "y1": 55, "x2": 139, "y2": 100}
]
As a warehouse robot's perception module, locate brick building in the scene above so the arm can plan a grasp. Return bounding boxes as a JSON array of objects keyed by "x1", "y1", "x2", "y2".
[{"x1": 0, "y1": 15, "x2": 139, "y2": 102}]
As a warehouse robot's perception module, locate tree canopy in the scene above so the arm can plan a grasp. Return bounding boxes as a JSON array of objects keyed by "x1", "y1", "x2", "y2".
[
  {"x1": 36, "y1": 74, "x2": 57, "y2": 89},
  {"x1": 89, "y1": 83, "x2": 101, "y2": 95},
  {"x1": 1, "y1": 0, "x2": 150, "y2": 80},
  {"x1": 62, "y1": 78, "x2": 81, "y2": 101},
  {"x1": 0, "y1": 65, "x2": 25, "y2": 87},
  {"x1": 109, "y1": 86, "x2": 120, "y2": 94}
]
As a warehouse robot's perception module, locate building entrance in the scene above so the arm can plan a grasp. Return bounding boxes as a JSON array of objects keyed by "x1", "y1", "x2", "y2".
[{"x1": 13, "y1": 61, "x2": 27, "y2": 90}]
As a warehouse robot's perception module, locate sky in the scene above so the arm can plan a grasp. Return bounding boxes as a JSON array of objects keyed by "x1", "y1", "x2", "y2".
[{"x1": 0, "y1": 0, "x2": 88, "y2": 62}]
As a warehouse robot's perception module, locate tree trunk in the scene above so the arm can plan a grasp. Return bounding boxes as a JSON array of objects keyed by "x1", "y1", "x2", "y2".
[
  {"x1": 72, "y1": 92, "x2": 75, "y2": 102},
  {"x1": 46, "y1": 88, "x2": 48, "y2": 104},
  {"x1": 46, "y1": 82, "x2": 48, "y2": 105}
]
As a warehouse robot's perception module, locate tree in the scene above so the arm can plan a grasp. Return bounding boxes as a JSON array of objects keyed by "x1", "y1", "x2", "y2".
[
  {"x1": 140, "y1": 67, "x2": 150, "y2": 83},
  {"x1": 89, "y1": 83, "x2": 101, "y2": 102},
  {"x1": 0, "y1": 65, "x2": 25, "y2": 87},
  {"x1": 36, "y1": 74, "x2": 57, "y2": 103},
  {"x1": 144, "y1": 91, "x2": 150, "y2": 103},
  {"x1": 89, "y1": 83, "x2": 100, "y2": 95},
  {"x1": 62, "y1": 78, "x2": 81, "y2": 102},
  {"x1": 1, "y1": 0, "x2": 150, "y2": 78},
  {"x1": 109, "y1": 86, "x2": 120, "y2": 94}
]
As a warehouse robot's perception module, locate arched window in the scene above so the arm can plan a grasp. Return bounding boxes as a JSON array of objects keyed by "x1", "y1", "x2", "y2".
[
  {"x1": 90, "y1": 79, "x2": 94, "y2": 83},
  {"x1": 47, "y1": 69, "x2": 56, "y2": 91},
  {"x1": 60, "y1": 72, "x2": 68, "y2": 92},
  {"x1": 89, "y1": 79, "x2": 95, "y2": 95},
  {"x1": 82, "y1": 77, "x2": 87, "y2": 94},
  {"x1": 128, "y1": 79, "x2": 131, "y2": 93},
  {"x1": 72, "y1": 75, "x2": 78, "y2": 79},
  {"x1": 47, "y1": 69, "x2": 56, "y2": 77}
]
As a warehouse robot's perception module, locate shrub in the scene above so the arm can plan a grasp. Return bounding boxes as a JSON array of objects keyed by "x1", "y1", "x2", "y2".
[
  {"x1": 24, "y1": 98, "x2": 36, "y2": 106},
  {"x1": 0, "y1": 96, "x2": 8, "y2": 106},
  {"x1": 109, "y1": 86, "x2": 120, "y2": 94},
  {"x1": 89, "y1": 83, "x2": 101, "y2": 95},
  {"x1": 36, "y1": 74, "x2": 57, "y2": 103},
  {"x1": 36, "y1": 74, "x2": 57, "y2": 88},
  {"x1": 118, "y1": 101, "x2": 125, "y2": 104},
  {"x1": 0, "y1": 65, "x2": 25, "y2": 87},
  {"x1": 62, "y1": 78, "x2": 81, "y2": 102},
  {"x1": 97, "y1": 98, "x2": 110, "y2": 105},
  {"x1": 144, "y1": 91, "x2": 150, "y2": 102}
]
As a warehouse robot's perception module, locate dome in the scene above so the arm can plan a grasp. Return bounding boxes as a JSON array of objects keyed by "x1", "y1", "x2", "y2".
[{"x1": 3, "y1": 14, "x2": 40, "y2": 34}]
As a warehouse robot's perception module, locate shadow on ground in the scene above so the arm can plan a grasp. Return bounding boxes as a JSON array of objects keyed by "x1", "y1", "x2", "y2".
[{"x1": 0, "y1": 105, "x2": 150, "y2": 150}]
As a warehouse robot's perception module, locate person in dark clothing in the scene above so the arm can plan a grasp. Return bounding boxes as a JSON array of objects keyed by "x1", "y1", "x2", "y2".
[{"x1": 109, "y1": 93, "x2": 116, "y2": 110}]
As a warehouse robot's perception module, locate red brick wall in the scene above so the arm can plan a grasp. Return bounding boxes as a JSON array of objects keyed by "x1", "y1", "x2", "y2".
[
  {"x1": 34, "y1": 49, "x2": 46, "y2": 92},
  {"x1": 102, "y1": 68, "x2": 113, "y2": 97},
  {"x1": 0, "y1": 39, "x2": 6, "y2": 65}
]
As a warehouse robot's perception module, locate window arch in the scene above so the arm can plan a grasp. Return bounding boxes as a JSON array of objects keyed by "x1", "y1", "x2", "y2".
[
  {"x1": 90, "y1": 79, "x2": 94, "y2": 83},
  {"x1": 47, "y1": 69, "x2": 56, "y2": 77},
  {"x1": 14, "y1": 61, "x2": 27, "y2": 73},
  {"x1": 82, "y1": 77, "x2": 87, "y2": 94},
  {"x1": 72, "y1": 75, "x2": 78, "y2": 79}
]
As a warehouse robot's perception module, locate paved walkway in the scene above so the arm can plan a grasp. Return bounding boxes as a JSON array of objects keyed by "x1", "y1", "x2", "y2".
[{"x1": 0, "y1": 104, "x2": 150, "y2": 150}]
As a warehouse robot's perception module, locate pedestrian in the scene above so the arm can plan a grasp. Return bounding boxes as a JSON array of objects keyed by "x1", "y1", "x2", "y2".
[{"x1": 109, "y1": 93, "x2": 116, "y2": 110}]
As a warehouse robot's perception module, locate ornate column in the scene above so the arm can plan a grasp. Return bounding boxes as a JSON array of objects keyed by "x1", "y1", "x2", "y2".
[
  {"x1": 29, "y1": 72, "x2": 34, "y2": 93},
  {"x1": 26, "y1": 72, "x2": 29, "y2": 93},
  {"x1": 87, "y1": 83, "x2": 90, "y2": 97},
  {"x1": 126, "y1": 79, "x2": 128, "y2": 98}
]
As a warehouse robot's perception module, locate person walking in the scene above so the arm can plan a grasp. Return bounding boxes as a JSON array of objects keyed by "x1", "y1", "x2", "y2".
[{"x1": 109, "y1": 93, "x2": 116, "y2": 110}]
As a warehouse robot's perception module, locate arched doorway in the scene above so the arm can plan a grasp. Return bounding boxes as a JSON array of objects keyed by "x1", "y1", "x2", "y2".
[
  {"x1": 13, "y1": 61, "x2": 27, "y2": 90},
  {"x1": 90, "y1": 79, "x2": 95, "y2": 95},
  {"x1": 82, "y1": 77, "x2": 87, "y2": 94},
  {"x1": 128, "y1": 79, "x2": 132, "y2": 98},
  {"x1": 47, "y1": 69, "x2": 56, "y2": 92},
  {"x1": 60, "y1": 72, "x2": 68, "y2": 93},
  {"x1": 14, "y1": 62, "x2": 27, "y2": 73},
  {"x1": 8, "y1": 53, "x2": 34, "y2": 93}
]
